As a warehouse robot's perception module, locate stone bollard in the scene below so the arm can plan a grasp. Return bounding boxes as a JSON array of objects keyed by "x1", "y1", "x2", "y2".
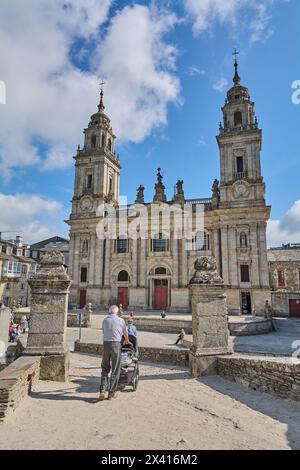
[
  {"x1": 23, "y1": 250, "x2": 72, "y2": 381},
  {"x1": 0, "y1": 306, "x2": 11, "y2": 364},
  {"x1": 84, "y1": 303, "x2": 92, "y2": 328},
  {"x1": 189, "y1": 257, "x2": 232, "y2": 377}
]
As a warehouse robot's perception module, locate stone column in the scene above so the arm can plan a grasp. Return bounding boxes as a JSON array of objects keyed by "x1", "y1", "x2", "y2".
[
  {"x1": 0, "y1": 307, "x2": 11, "y2": 364},
  {"x1": 24, "y1": 251, "x2": 72, "y2": 382},
  {"x1": 84, "y1": 303, "x2": 92, "y2": 328},
  {"x1": 189, "y1": 256, "x2": 232, "y2": 377}
]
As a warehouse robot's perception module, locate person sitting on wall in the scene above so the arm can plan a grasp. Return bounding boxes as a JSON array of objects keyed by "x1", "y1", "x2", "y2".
[{"x1": 174, "y1": 329, "x2": 186, "y2": 346}]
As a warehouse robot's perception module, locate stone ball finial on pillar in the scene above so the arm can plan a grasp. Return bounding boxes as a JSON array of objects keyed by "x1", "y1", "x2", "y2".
[
  {"x1": 23, "y1": 250, "x2": 72, "y2": 382},
  {"x1": 189, "y1": 256, "x2": 232, "y2": 378}
]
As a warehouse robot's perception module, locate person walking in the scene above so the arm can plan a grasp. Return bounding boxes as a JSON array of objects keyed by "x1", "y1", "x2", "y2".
[{"x1": 99, "y1": 305, "x2": 130, "y2": 401}]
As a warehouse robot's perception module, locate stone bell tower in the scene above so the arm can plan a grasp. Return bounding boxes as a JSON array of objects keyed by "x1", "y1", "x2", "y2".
[
  {"x1": 71, "y1": 85, "x2": 121, "y2": 219},
  {"x1": 215, "y1": 54, "x2": 271, "y2": 315},
  {"x1": 217, "y1": 57, "x2": 265, "y2": 209}
]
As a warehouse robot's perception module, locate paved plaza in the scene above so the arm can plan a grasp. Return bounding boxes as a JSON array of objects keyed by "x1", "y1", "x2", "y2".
[
  {"x1": 0, "y1": 352, "x2": 299, "y2": 450},
  {"x1": 67, "y1": 315, "x2": 300, "y2": 357}
]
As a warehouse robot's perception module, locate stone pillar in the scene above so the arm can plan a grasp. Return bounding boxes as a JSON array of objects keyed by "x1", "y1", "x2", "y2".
[
  {"x1": 189, "y1": 256, "x2": 232, "y2": 378},
  {"x1": 84, "y1": 302, "x2": 92, "y2": 328},
  {"x1": 0, "y1": 307, "x2": 11, "y2": 364},
  {"x1": 24, "y1": 251, "x2": 72, "y2": 382}
]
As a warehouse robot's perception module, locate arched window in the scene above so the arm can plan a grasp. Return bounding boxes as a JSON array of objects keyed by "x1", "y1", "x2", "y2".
[
  {"x1": 115, "y1": 237, "x2": 129, "y2": 254},
  {"x1": 91, "y1": 134, "x2": 97, "y2": 148},
  {"x1": 240, "y1": 232, "x2": 248, "y2": 248},
  {"x1": 234, "y1": 111, "x2": 242, "y2": 127},
  {"x1": 193, "y1": 231, "x2": 210, "y2": 251},
  {"x1": 118, "y1": 270, "x2": 129, "y2": 282},
  {"x1": 151, "y1": 233, "x2": 169, "y2": 253},
  {"x1": 82, "y1": 239, "x2": 89, "y2": 253},
  {"x1": 155, "y1": 267, "x2": 167, "y2": 275}
]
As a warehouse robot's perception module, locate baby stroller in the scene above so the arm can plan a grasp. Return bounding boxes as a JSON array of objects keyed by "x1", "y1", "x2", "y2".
[{"x1": 118, "y1": 335, "x2": 139, "y2": 392}]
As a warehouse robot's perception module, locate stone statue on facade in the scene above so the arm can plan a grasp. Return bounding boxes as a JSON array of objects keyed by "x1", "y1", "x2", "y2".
[
  {"x1": 189, "y1": 256, "x2": 224, "y2": 286},
  {"x1": 153, "y1": 168, "x2": 167, "y2": 203},
  {"x1": 211, "y1": 178, "x2": 220, "y2": 209},
  {"x1": 212, "y1": 179, "x2": 220, "y2": 197},
  {"x1": 173, "y1": 179, "x2": 185, "y2": 204},
  {"x1": 135, "y1": 184, "x2": 145, "y2": 204},
  {"x1": 157, "y1": 168, "x2": 163, "y2": 184}
]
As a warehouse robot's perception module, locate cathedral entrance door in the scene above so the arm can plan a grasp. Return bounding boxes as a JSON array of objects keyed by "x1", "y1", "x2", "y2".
[
  {"x1": 290, "y1": 300, "x2": 300, "y2": 318},
  {"x1": 79, "y1": 290, "x2": 87, "y2": 309},
  {"x1": 154, "y1": 280, "x2": 168, "y2": 310},
  {"x1": 118, "y1": 287, "x2": 129, "y2": 309}
]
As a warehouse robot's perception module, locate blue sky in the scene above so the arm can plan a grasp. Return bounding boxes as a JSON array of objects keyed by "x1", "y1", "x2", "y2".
[{"x1": 0, "y1": 0, "x2": 299, "y2": 246}]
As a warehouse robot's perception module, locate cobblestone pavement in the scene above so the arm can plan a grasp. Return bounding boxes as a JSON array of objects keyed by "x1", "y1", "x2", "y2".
[{"x1": 1, "y1": 352, "x2": 300, "y2": 450}]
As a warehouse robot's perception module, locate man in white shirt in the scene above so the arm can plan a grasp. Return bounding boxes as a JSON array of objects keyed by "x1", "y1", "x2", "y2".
[{"x1": 99, "y1": 305, "x2": 130, "y2": 401}]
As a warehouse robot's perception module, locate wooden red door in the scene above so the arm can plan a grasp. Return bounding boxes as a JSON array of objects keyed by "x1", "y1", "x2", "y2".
[
  {"x1": 118, "y1": 287, "x2": 129, "y2": 309},
  {"x1": 79, "y1": 290, "x2": 86, "y2": 309},
  {"x1": 290, "y1": 300, "x2": 300, "y2": 318},
  {"x1": 154, "y1": 283, "x2": 168, "y2": 310}
]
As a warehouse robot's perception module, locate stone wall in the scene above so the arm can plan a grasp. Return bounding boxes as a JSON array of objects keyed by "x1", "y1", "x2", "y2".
[
  {"x1": 74, "y1": 341, "x2": 189, "y2": 367},
  {"x1": 228, "y1": 318, "x2": 273, "y2": 336},
  {"x1": 129, "y1": 317, "x2": 192, "y2": 334},
  {"x1": 217, "y1": 354, "x2": 300, "y2": 401},
  {"x1": 0, "y1": 356, "x2": 40, "y2": 421}
]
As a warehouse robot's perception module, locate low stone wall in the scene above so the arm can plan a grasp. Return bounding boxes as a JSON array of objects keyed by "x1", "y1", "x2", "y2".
[
  {"x1": 217, "y1": 354, "x2": 300, "y2": 401},
  {"x1": 0, "y1": 356, "x2": 40, "y2": 421},
  {"x1": 123, "y1": 316, "x2": 193, "y2": 334},
  {"x1": 123, "y1": 315, "x2": 273, "y2": 336},
  {"x1": 67, "y1": 313, "x2": 89, "y2": 328},
  {"x1": 228, "y1": 317, "x2": 273, "y2": 336},
  {"x1": 74, "y1": 341, "x2": 189, "y2": 367}
]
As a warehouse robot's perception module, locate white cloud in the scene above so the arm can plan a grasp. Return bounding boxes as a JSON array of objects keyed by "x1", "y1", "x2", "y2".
[
  {"x1": 249, "y1": 3, "x2": 273, "y2": 43},
  {"x1": 0, "y1": 1, "x2": 181, "y2": 175},
  {"x1": 267, "y1": 200, "x2": 300, "y2": 247},
  {"x1": 213, "y1": 77, "x2": 229, "y2": 93},
  {"x1": 187, "y1": 66, "x2": 206, "y2": 76},
  {"x1": 197, "y1": 136, "x2": 206, "y2": 145},
  {"x1": 184, "y1": 0, "x2": 282, "y2": 41},
  {"x1": 96, "y1": 4, "x2": 180, "y2": 142},
  {"x1": 0, "y1": 193, "x2": 66, "y2": 243}
]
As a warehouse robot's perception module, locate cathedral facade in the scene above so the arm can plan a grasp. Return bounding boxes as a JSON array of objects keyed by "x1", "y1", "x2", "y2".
[{"x1": 67, "y1": 61, "x2": 271, "y2": 315}]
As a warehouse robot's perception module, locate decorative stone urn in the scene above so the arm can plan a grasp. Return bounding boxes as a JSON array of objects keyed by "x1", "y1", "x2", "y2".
[
  {"x1": 189, "y1": 256, "x2": 232, "y2": 377},
  {"x1": 24, "y1": 250, "x2": 72, "y2": 381}
]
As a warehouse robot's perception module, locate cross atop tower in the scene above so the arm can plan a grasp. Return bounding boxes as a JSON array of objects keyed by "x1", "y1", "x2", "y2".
[
  {"x1": 98, "y1": 79, "x2": 106, "y2": 112},
  {"x1": 232, "y1": 48, "x2": 239, "y2": 64},
  {"x1": 232, "y1": 49, "x2": 241, "y2": 86},
  {"x1": 100, "y1": 80, "x2": 105, "y2": 94}
]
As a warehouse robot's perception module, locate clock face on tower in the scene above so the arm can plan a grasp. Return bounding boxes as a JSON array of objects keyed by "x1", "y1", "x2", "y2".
[
  {"x1": 232, "y1": 180, "x2": 250, "y2": 200},
  {"x1": 80, "y1": 196, "x2": 93, "y2": 211}
]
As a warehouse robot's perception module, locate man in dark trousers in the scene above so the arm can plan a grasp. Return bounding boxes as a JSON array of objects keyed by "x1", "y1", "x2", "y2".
[{"x1": 99, "y1": 305, "x2": 130, "y2": 401}]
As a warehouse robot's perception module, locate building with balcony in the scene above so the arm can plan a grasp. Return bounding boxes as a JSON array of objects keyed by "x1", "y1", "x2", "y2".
[{"x1": 0, "y1": 236, "x2": 37, "y2": 308}]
